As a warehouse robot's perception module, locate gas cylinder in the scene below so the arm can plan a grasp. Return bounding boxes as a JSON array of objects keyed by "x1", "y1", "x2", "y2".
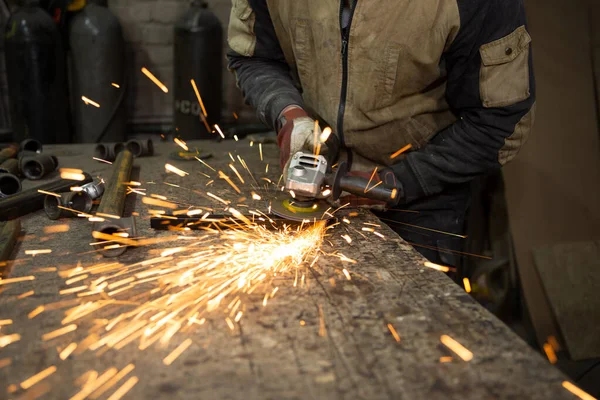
[
  {"x1": 174, "y1": 0, "x2": 222, "y2": 140},
  {"x1": 4, "y1": 0, "x2": 71, "y2": 144},
  {"x1": 68, "y1": 2, "x2": 126, "y2": 143}
]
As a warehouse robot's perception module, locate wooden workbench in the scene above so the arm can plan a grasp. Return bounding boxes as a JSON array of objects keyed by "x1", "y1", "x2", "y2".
[{"x1": 0, "y1": 140, "x2": 574, "y2": 400}]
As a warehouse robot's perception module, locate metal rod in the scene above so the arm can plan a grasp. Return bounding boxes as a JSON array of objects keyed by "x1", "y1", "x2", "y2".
[
  {"x1": 92, "y1": 149, "x2": 135, "y2": 257},
  {"x1": 0, "y1": 173, "x2": 93, "y2": 220}
]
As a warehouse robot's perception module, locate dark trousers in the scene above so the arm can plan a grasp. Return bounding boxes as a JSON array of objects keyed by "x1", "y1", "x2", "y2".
[{"x1": 373, "y1": 183, "x2": 472, "y2": 267}]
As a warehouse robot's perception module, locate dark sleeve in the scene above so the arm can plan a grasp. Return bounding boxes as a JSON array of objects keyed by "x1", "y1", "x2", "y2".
[
  {"x1": 227, "y1": 0, "x2": 304, "y2": 129},
  {"x1": 391, "y1": 0, "x2": 536, "y2": 203}
]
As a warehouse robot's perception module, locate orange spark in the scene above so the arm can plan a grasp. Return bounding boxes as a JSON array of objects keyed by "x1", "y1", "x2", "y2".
[
  {"x1": 190, "y1": 79, "x2": 207, "y2": 117},
  {"x1": 342, "y1": 269, "x2": 351, "y2": 280},
  {"x1": 561, "y1": 381, "x2": 596, "y2": 400},
  {"x1": 439, "y1": 356, "x2": 453, "y2": 363},
  {"x1": 214, "y1": 124, "x2": 225, "y2": 139},
  {"x1": 38, "y1": 189, "x2": 61, "y2": 198},
  {"x1": 174, "y1": 138, "x2": 188, "y2": 151},
  {"x1": 44, "y1": 224, "x2": 70, "y2": 234},
  {"x1": 59, "y1": 286, "x2": 88, "y2": 295},
  {"x1": 141, "y1": 67, "x2": 168, "y2": 93},
  {"x1": 28, "y1": 306, "x2": 45, "y2": 319},
  {"x1": 25, "y1": 249, "x2": 52, "y2": 256},
  {"x1": 463, "y1": 277, "x2": 472, "y2": 293},
  {"x1": 543, "y1": 343, "x2": 558, "y2": 364},
  {"x1": 440, "y1": 335, "x2": 473, "y2": 361},
  {"x1": 82, "y1": 96, "x2": 100, "y2": 108},
  {"x1": 229, "y1": 164, "x2": 245, "y2": 184},
  {"x1": 90, "y1": 364, "x2": 135, "y2": 399},
  {"x1": 163, "y1": 339, "x2": 192, "y2": 366},
  {"x1": 423, "y1": 261, "x2": 451, "y2": 273},
  {"x1": 0, "y1": 334, "x2": 20, "y2": 348},
  {"x1": 59, "y1": 343, "x2": 77, "y2": 360},
  {"x1": 0, "y1": 276, "x2": 35, "y2": 285},
  {"x1": 142, "y1": 197, "x2": 177, "y2": 209},
  {"x1": 42, "y1": 324, "x2": 77, "y2": 341},
  {"x1": 165, "y1": 164, "x2": 189, "y2": 177},
  {"x1": 93, "y1": 157, "x2": 112, "y2": 164},
  {"x1": 106, "y1": 376, "x2": 139, "y2": 400},
  {"x1": 112, "y1": 83, "x2": 120, "y2": 88},
  {"x1": 390, "y1": 144, "x2": 412, "y2": 159},
  {"x1": 17, "y1": 290, "x2": 34, "y2": 299},
  {"x1": 20, "y1": 366, "x2": 57, "y2": 389},
  {"x1": 60, "y1": 168, "x2": 87, "y2": 181},
  {"x1": 364, "y1": 167, "x2": 379, "y2": 193},
  {"x1": 387, "y1": 323, "x2": 401, "y2": 343}
]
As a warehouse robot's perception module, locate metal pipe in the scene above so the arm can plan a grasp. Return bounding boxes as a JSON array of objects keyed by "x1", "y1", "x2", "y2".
[
  {"x1": 0, "y1": 158, "x2": 19, "y2": 175},
  {"x1": 19, "y1": 138, "x2": 43, "y2": 153},
  {"x1": 81, "y1": 180, "x2": 105, "y2": 200},
  {"x1": 0, "y1": 144, "x2": 17, "y2": 165},
  {"x1": 20, "y1": 154, "x2": 59, "y2": 180},
  {"x1": 126, "y1": 139, "x2": 154, "y2": 157},
  {"x1": 92, "y1": 149, "x2": 135, "y2": 257},
  {"x1": 94, "y1": 142, "x2": 123, "y2": 162},
  {"x1": 44, "y1": 191, "x2": 93, "y2": 220},
  {"x1": 0, "y1": 173, "x2": 21, "y2": 197},
  {"x1": 0, "y1": 173, "x2": 92, "y2": 220}
]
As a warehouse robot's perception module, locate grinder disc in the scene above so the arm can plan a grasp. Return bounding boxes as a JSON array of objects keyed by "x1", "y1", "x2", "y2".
[{"x1": 269, "y1": 194, "x2": 331, "y2": 222}]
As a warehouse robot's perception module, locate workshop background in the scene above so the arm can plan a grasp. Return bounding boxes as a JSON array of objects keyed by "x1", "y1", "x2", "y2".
[{"x1": 0, "y1": 0, "x2": 599, "y2": 398}]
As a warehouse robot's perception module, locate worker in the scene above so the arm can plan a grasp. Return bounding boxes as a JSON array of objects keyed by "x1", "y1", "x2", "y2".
[{"x1": 227, "y1": 1, "x2": 535, "y2": 266}]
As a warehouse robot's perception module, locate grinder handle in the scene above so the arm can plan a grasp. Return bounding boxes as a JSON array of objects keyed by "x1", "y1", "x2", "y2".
[{"x1": 337, "y1": 175, "x2": 401, "y2": 206}]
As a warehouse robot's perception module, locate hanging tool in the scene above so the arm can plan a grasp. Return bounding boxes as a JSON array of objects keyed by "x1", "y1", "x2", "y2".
[{"x1": 270, "y1": 152, "x2": 402, "y2": 221}]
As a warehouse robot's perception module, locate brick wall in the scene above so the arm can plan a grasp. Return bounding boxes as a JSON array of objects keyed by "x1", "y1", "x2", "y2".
[{"x1": 107, "y1": 0, "x2": 252, "y2": 125}]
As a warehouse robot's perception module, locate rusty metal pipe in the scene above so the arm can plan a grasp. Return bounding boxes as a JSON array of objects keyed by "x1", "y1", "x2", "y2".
[
  {"x1": 0, "y1": 159, "x2": 19, "y2": 176},
  {"x1": 0, "y1": 145, "x2": 18, "y2": 165},
  {"x1": 92, "y1": 149, "x2": 135, "y2": 257}
]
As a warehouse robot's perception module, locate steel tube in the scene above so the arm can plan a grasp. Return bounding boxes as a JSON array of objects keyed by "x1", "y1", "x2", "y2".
[
  {"x1": 126, "y1": 139, "x2": 154, "y2": 157},
  {"x1": 0, "y1": 173, "x2": 92, "y2": 220},
  {"x1": 44, "y1": 191, "x2": 93, "y2": 220},
  {"x1": 94, "y1": 142, "x2": 123, "y2": 162},
  {"x1": 19, "y1": 138, "x2": 43, "y2": 153},
  {"x1": 0, "y1": 173, "x2": 22, "y2": 197},
  {"x1": 20, "y1": 154, "x2": 59, "y2": 180},
  {"x1": 0, "y1": 159, "x2": 20, "y2": 176},
  {"x1": 92, "y1": 149, "x2": 135, "y2": 257}
]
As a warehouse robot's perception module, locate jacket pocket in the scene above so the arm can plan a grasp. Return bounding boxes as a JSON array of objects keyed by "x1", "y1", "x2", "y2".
[
  {"x1": 479, "y1": 25, "x2": 532, "y2": 108},
  {"x1": 227, "y1": 0, "x2": 256, "y2": 56}
]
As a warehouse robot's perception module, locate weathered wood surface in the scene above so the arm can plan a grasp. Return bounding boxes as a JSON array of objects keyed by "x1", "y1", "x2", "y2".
[{"x1": 0, "y1": 141, "x2": 571, "y2": 400}]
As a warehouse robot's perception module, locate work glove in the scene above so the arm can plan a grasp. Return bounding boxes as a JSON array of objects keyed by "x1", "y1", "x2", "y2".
[{"x1": 276, "y1": 106, "x2": 329, "y2": 170}]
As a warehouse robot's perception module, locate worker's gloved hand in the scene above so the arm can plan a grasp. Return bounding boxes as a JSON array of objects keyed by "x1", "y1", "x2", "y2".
[{"x1": 276, "y1": 105, "x2": 327, "y2": 170}]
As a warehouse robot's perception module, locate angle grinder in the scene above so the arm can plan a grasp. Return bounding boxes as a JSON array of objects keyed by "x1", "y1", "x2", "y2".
[{"x1": 270, "y1": 152, "x2": 403, "y2": 221}]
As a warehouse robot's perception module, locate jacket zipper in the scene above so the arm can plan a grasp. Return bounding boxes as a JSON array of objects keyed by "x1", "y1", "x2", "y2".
[{"x1": 337, "y1": 0, "x2": 357, "y2": 156}]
